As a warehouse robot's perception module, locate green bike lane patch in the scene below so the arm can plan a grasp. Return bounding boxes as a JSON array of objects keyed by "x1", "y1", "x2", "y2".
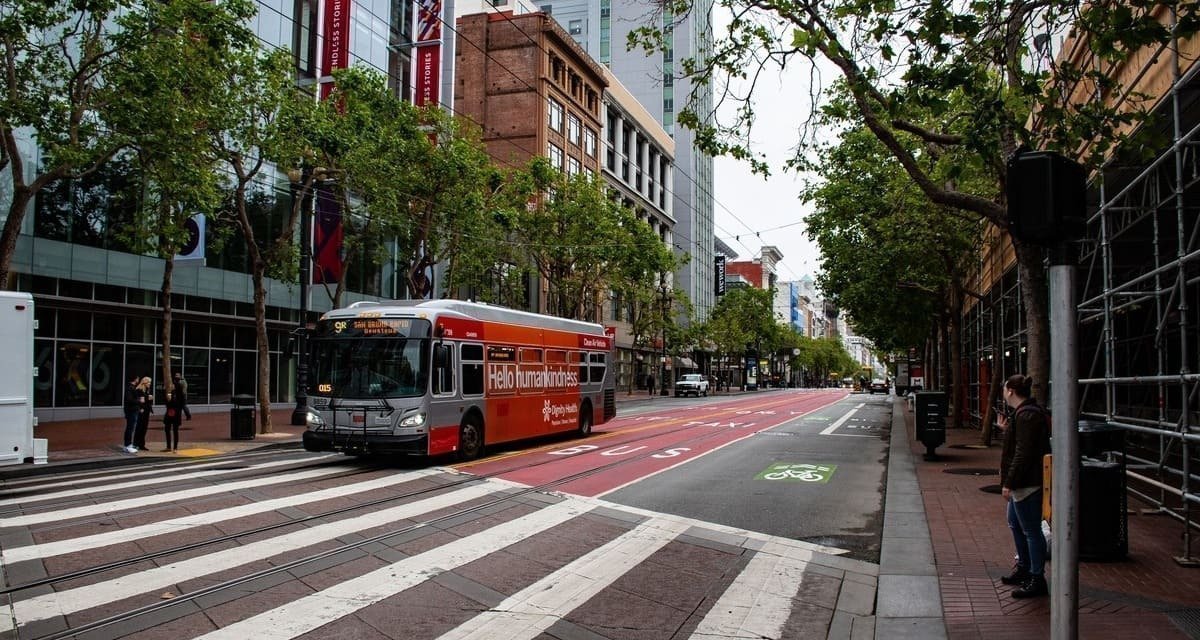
[{"x1": 756, "y1": 462, "x2": 837, "y2": 483}]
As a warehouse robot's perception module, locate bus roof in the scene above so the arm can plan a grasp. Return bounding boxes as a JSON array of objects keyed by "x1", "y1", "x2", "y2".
[{"x1": 322, "y1": 300, "x2": 608, "y2": 337}]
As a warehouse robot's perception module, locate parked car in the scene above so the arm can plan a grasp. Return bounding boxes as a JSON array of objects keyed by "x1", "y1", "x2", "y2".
[
  {"x1": 674, "y1": 373, "x2": 709, "y2": 397},
  {"x1": 869, "y1": 379, "x2": 889, "y2": 394}
]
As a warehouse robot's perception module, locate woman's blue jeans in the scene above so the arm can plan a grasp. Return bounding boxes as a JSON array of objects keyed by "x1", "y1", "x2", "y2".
[{"x1": 1007, "y1": 490, "x2": 1046, "y2": 577}]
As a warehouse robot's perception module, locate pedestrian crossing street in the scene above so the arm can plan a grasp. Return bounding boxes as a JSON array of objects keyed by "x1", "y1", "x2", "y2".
[{"x1": 0, "y1": 453, "x2": 879, "y2": 640}]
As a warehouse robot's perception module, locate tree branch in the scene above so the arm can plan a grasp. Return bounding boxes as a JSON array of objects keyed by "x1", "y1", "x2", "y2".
[{"x1": 890, "y1": 119, "x2": 964, "y2": 145}]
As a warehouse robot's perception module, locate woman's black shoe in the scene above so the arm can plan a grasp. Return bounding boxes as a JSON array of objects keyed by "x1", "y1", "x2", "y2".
[
  {"x1": 1000, "y1": 566, "x2": 1030, "y2": 585},
  {"x1": 1012, "y1": 575, "x2": 1049, "y2": 598}
]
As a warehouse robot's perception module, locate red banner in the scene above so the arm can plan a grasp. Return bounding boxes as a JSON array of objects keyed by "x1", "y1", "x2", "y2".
[
  {"x1": 416, "y1": 43, "x2": 440, "y2": 107},
  {"x1": 312, "y1": 186, "x2": 343, "y2": 284},
  {"x1": 319, "y1": 0, "x2": 352, "y2": 100}
]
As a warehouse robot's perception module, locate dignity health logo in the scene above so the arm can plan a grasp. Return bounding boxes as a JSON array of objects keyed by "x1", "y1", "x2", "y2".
[{"x1": 542, "y1": 400, "x2": 578, "y2": 423}]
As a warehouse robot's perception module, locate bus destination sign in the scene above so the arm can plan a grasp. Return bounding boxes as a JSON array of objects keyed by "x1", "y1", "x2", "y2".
[{"x1": 325, "y1": 318, "x2": 428, "y2": 338}]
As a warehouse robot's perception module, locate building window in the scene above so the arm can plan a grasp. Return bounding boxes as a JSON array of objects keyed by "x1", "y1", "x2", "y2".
[
  {"x1": 549, "y1": 143, "x2": 564, "y2": 171},
  {"x1": 567, "y1": 114, "x2": 581, "y2": 145},
  {"x1": 548, "y1": 98, "x2": 564, "y2": 132},
  {"x1": 569, "y1": 19, "x2": 582, "y2": 35},
  {"x1": 584, "y1": 128, "x2": 597, "y2": 157},
  {"x1": 664, "y1": 97, "x2": 673, "y2": 113},
  {"x1": 541, "y1": 4, "x2": 552, "y2": 14},
  {"x1": 293, "y1": 0, "x2": 319, "y2": 79},
  {"x1": 567, "y1": 156, "x2": 581, "y2": 176}
]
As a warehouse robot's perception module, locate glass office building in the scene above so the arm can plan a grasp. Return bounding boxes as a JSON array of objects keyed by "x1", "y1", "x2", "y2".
[{"x1": 3, "y1": 0, "x2": 436, "y2": 422}]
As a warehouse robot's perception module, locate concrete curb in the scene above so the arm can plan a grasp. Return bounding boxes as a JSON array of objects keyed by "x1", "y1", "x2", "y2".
[{"x1": 875, "y1": 395, "x2": 948, "y2": 639}]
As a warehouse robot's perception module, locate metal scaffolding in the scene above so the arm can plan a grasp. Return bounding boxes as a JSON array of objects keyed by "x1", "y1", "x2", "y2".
[
  {"x1": 1074, "y1": 25, "x2": 1200, "y2": 566},
  {"x1": 958, "y1": 19, "x2": 1200, "y2": 567}
]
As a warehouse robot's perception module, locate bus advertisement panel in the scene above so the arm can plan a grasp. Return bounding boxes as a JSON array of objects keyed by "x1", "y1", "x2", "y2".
[{"x1": 302, "y1": 300, "x2": 615, "y2": 460}]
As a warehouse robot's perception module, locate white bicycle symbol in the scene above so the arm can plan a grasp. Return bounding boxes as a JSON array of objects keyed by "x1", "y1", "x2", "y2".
[{"x1": 763, "y1": 468, "x2": 825, "y2": 481}]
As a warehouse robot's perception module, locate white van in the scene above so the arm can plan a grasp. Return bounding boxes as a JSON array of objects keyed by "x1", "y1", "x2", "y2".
[{"x1": 0, "y1": 291, "x2": 46, "y2": 464}]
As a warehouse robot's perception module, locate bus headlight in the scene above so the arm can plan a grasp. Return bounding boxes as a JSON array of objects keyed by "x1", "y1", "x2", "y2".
[
  {"x1": 305, "y1": 409, "x2": 326, "y2": 428},
  {"x1": 398, "y1": 412, "x2": 427, "y2": 427}
]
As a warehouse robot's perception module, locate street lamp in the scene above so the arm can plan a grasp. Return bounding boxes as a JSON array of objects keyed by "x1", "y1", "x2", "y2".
[
  {"x1": 289, "y1": 166, "x2": 314, "y2": 426},
  {"x1": 659, "y1": 282, "x2": 670, "y2": 396}
]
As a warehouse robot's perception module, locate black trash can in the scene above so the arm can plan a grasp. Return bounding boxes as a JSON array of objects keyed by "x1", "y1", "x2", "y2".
[
  {"x1": 1079, "y1": 459, "x2": 1128, "y2": 560},
  {"x1": 230, "y1": 394, "x2": 256, "y2": 440},
  {"x1": 1076, "y1": 420, "x2": 1128, "y2": 560},
  {"x1": 914, "y1": 391, "x2": 947, "y2": 460}
]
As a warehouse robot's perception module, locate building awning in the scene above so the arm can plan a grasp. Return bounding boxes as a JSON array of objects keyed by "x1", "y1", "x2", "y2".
[{"x1": 674, "y1": 356, "x2": 696, "y2": 369}]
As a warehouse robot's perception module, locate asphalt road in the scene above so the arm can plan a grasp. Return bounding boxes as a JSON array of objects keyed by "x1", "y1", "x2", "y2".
[{"x1": 602, "y1": 390, "x2": 892, "y2": 562}]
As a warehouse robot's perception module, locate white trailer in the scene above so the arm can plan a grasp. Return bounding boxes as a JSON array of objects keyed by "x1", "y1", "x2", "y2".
[{"x1": 0, "y1": 291, "x2": 46, "y2": 464}]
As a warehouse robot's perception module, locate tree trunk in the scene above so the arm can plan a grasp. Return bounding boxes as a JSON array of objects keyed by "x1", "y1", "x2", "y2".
[
  {"x1": 1014, "y1": 240, "x2": 1050, "y2": 404},
  {"x1": 949, "y1": 287, "x2": 964, "y2": 429},
  {"x1": 0, "y1": 187, "x2": 34, "y2": 291},
  {"x1": 252, "y1": 263, "x2": 273, "y2": 434},
  {"x1": 160, "y1": 253, "x2": 176, "y2": 397}
]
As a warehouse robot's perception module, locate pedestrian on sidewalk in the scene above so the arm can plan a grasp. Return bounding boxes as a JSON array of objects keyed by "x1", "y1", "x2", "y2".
[
  {"x1": 133, "y1": 376, "x2": 154, "y2": 452},
  {"x1": 122, "y1": 375, "x2": 141, "y2": 453},
  {"x1": 647, "y1": 375, "x2": 656, "y2": 397},
  {"x1": 172, "y1": 371, "x2": 192, "y2": 421},
  {"x1": 162, "y1": 389, "x2": 186, "y2": 452},
  {"x1": 997, "y1": 373, "x2": 1052, "y2": 599}
]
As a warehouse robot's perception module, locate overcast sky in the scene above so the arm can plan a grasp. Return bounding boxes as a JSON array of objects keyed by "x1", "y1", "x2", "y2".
[{"x1": 708, "y1": 13, "x2": 830, "y2": 284}]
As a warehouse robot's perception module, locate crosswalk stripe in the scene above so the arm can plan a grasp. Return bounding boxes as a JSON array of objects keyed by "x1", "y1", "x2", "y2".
[
  {"x1": 688, "y1": 541, "x2": 812, "y2": 640},
  {"x1": 2, "y1": 468, "x2": 442, "y2": 563},
  {"x1": 0, "y1": 465, "x2": 354, "y2": 528},
  {"x1": 436, "y1": 518, "x2": 691, "y2": 640},
  {"x1": 10, "y1": 481, "x2": 505, "y2": 627},
  {"x1": 194, "y1": 499, "x2": 592, "y2": 640},
  {"x1": 0, "y1": 455, "x2": 336, "y2": 507}
]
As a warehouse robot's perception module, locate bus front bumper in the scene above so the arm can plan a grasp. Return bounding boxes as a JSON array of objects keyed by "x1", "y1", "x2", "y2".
[{"x1": 303, "y1": 430, "x2": 429, "y2": 456}]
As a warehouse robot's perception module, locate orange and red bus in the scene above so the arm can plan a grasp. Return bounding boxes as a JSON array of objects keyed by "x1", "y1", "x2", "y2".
[{"x1": 301, "y1": 299, "x2": 616, "y2": 460}]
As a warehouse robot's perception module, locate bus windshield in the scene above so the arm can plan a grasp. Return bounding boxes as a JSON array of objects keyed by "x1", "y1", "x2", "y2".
[{"x1": 309, "y1": 337, "x2": 430, "y2": 399}]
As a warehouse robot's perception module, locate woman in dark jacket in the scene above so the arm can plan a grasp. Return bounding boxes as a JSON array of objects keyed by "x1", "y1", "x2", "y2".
[
  {"x1": 134, "y1": 376, "x2": 153, "y2": 452},
  {"x1": 162, "y1": 389, "x2": 185, "y2": 452},
  {"x1": 122, "y1": 375, "x2": 141, "y2": 453},
  {"x1": 997, "y1": 374, "x2": 1051, "y2": 599}
]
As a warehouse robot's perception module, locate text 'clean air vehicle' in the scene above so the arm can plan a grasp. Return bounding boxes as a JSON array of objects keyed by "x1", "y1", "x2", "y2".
[{"x1": 302, "y1": 299, "x2": 616, "y2": 460}]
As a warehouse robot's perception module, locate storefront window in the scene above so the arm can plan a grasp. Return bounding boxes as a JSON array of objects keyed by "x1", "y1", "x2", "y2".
[
  {"x1": 55, "y1": 342, "x2": 91, "y2": 407},
  {"x1": 91, "y1": 343, "x2": 124, "y2": 406},
  {"x1": 210, "y1": 350, "x2": 233, "y2": 404}
]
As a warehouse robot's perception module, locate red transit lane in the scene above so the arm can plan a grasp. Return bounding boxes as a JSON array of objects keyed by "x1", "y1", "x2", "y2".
[{"x1": 452, "y1": 389, "x2": 846, "y2": 496}]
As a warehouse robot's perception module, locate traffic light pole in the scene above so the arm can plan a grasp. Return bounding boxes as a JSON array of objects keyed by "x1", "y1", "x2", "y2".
[{"x1": 1049, "y1": 244, "x2": 1080, "y2": 640}]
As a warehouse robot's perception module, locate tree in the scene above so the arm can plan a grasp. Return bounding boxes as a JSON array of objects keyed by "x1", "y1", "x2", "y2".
[
  {"x1": 706, "y1": 286, "x2": 776, "y2": 388},
  {"x1": 0, "y1": 0, "x2": 141, "y2": 289},
  {"x1": 632, "y1": 0, "x2": 1200, "y2": 406},
  {"x1": 107, "y1": 0, "x2": 259, "y2": 397},
  {"x1": 515, "y1": 162, "x2": 663, "y2": 321},
  {"x1": 207, "y1": 47, "x2": 316, "y2": 434}
]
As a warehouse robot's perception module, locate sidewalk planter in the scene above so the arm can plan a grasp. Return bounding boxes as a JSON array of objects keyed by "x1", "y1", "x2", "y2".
[{"x1": 230, "y1": 394, "x2": 256, "y2": 440}]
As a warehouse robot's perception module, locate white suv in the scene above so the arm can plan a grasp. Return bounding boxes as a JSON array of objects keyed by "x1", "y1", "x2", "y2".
[{"x1": 674, "y1": 373, "x2": 709, "y2": 397}]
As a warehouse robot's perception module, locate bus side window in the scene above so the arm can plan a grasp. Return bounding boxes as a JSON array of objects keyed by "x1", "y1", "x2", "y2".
[
  {"x1": 576, "y1": 351, "x2": 588, "y2": 385},
  {"x1": 589, "y1": 352, "x2": 606, "y2": 385},
  {"x1": 433, "y1": 343, "x2": 456, "y2": 396},
  {"x1": 461, "y1": 344, "x2": 483, "y2": 396}
]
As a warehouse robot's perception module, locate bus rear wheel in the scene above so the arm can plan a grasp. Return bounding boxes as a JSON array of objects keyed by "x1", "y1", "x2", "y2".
[
  {"x1": 457, "y1": 416, "x2": 484, "y2": 461},
  {"x1": 578, "y1": 405, "x2": 592, "y2": 437}
]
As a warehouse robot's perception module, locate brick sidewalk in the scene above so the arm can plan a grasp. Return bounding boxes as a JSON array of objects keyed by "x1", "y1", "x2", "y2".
[{"x1": 900, "y1": 403, "x2": 1200, "y2": 639}]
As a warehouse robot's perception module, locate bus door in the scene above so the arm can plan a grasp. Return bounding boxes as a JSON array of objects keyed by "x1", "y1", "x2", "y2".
[{"x1": 429, "y1": 340, "x2": 459, "y2": 449}]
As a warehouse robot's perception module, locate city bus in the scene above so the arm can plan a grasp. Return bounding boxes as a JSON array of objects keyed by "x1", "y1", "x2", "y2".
[{"x1": 301, "y1": 299, "x2": 616, "y2": 460}]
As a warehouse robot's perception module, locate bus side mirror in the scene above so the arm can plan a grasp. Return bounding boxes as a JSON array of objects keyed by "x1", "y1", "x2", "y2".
[{"x1": 434, "y1": 324, "x2": 445, "y2": 345}]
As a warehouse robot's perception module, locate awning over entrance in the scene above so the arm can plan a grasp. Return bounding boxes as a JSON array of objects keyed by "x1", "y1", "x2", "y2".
[{"x1": 674, "y1": 357, "x2": 696, "y2": 369}]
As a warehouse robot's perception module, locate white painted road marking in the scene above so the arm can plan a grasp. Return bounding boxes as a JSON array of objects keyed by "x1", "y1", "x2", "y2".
[
  {"x1": 0, "y1": 464, "x2": 354, "y2": 528},
  {"x1": 819, "y1": 406, "x2": 860, "y2": 435},
  {"x1": 689, "y1": 541, "x2": 812, "y2": 640},
  {"x1": 0, "y1": 455, "x2": 336, "y2": 507},
  {"x1": 436, "y1": 518, "x2": 691, "y2": 640},
  {"x1": 2, "y1": 468, "x2": 442, "y2": 563},
  {"x1": 10, "y1": 482, "x2": 504, "y2": 628},
  {"x1": 193, "y1": 499, "x2": 591, "y2": 640}
]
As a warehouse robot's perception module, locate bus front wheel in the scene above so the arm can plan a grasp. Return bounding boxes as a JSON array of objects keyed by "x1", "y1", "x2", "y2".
[
  {"x1": 458, "y1": 416, "x2": 484, "y2": 461},
  {"x1": 578, "y1": 404, "x2": 593, "y2": 437}
]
